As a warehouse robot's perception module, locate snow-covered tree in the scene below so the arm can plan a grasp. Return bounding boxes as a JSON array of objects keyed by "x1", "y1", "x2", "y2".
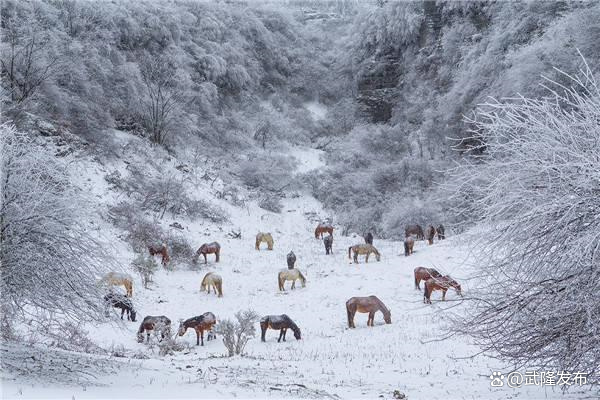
[{"x1": 449, "y1": 61, "x2": 600, "y2": 379}]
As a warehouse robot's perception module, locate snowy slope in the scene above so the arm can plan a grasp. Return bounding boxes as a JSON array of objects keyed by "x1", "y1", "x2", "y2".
[{"x1": 1, "y1": 138, "x2": 593, "y2": 400}]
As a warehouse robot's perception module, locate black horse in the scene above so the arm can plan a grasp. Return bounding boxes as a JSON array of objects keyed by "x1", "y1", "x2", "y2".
[
  {"x1": 104, "y1": 292, "x2": 137, "y2": 322},
  {"x1": 286, "y1": 251, "x2": 296, "y2": 269},
  {"x1": 323, "y1": 235, "x2": 333, "y2": 255},
  {"x1": 364, "y1": 232, "x2": 373, "y2": 245},
  {"x1": 260, "y1": 314, "x2": 301, "y2": 342},
  {"x1": 437, "y1": 224, "x2": 445, "y2": 240}
]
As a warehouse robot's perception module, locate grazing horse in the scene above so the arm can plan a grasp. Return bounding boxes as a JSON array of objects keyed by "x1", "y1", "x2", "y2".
[
  {"x1": 260, "y1": 314, "x2": 301, "y2": 342},
  {"x1": 194, "y1": 242, "x2": 220, "y2": 264},
  {"x1": 346, "y1": 296, "x2": 391, "y2": 328},
  {"x1": 426, "y1": 225, "x2": 436, "y2": 245},
  {"x1": 278, "y1": 269, "x2": 306, "y2": 291},
  {"x1": 413, "y1": 267, "x2": 442, "y2": 290},
  {"x1": 104, "y1": 292, "x2": 137, "y2": 321},
  {"x1": 137, "y1": 315, "x2": 171, "y2": 343},
  {"x1": 99, "y1": 272, "x2": 133, "y2": 297},
  {"x1": 404, "y1": 236, "x2": 414, "y2": 257},
  {"x1": 200, "y1": 272, "x2": 223, "y2": 297},
  {"x1": 255, "y1": 232, "x2": 274, "y2": 250},
  {"x1": 148, "y1": 243, "x2": 169, "y2": 267},
  {"x1": 348, "y1": 244, "x2": 380, "y2": 263},
  {"x1": 423, "y1": 276, "x2": 462, "y2": 304},
  {"x1": 286, "y1": 251, "x2": 296, "y2": 269},
  {"x1": 364, "y1": 232, "x2": 373, "y2": 245},
  {"x1": 437, "y1": 224, "x2": 445, "y2": 240},
  {"x1": 314, "y1": 222, "x2": 334, "y2": 239},
  {"x1": 405, "y1": 224, "x2": 424, "y2": 240},
  {"x1": 323, "y1": 235, "x2": 333, "y2": 255},
  {"x1": 178, "y1": 312, "x2": 216, "y2": 346}
]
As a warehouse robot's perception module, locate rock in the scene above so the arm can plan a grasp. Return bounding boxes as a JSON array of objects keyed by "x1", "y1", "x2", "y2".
[{"x1": 393, "y1": 390, "x2": 406, "y2": 399}]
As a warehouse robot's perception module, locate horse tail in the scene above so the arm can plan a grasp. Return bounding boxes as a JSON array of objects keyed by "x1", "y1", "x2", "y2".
[
  {"x1": 314, "y1": 227, "x2": 319, "y2": 239},
  {"x1": 255, "y1": 237, "x2": 260, "y2": 250},
  {"x1": 348, "y1": 246, "x2": 352, "y2": 259},
  {"x1": 216, "y1": 280, "x2": 223, "y2": 297},
  {"x1": 299, "y1": 271, "x2": 306, "y2": 287},
  {"x1": 404, "y1": 241, "x2": 409, "y2": 256},
  {"x1": 414, "y1": 274, "x2": 419, "y2": 290},
  {"x1": 346, "y1": 301, "x2": 354, "y2": 328},
  {"x1": 278, "y1": 272, "x2": 284, "y2": 291}
]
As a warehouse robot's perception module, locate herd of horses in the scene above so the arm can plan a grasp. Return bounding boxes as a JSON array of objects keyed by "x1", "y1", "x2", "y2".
[{"x1": 100, "y1": 220, "x2": 460, "y2": 347}]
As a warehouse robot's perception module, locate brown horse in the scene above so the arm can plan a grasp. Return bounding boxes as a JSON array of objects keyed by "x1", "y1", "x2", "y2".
[
  {"x1": 194, "y1": 242, "x2": 220, "y2": 264},
  {"x1": 405, "y1": 224, "x2": 424, "y2": 240},
  {"x1": 314, "y1": 222, "x2": 334, "y2": 239},
  {"x1": 404, "y1": 236, "x2": 414, "y2": 257},
  {"x1": 99, "y1": 272, "x2": 133, "y2": 297},
  {"x1": 423, "y1": 276, "x2": 462, "y2": 304},
  {"x1": 437, "y1": 224, "x2": 445, "y2": 240},
  {"x1": 148, "y1": 243, "x2": 169, "y2": 267},
  {"x1": 413, "y1": 267, "x2": 442, "y2": 290},
  {"x1": 346, "y1": 296, "x2": 391, "y2": 328},
  {"x1": 137, "y1": 315, "x2": 171, "y2": 343},
  {"x1": 200, "y1": 272, "x2": 223, "y2": 297},
  {"x1": 260, "y1": 314, "x2": 301, "y2": 342},
  {"x1": 255, "y1": 232, "x2": 274, "y2": 250},
  {"x1": 348, "y1": 244, "x2": 380, "y2": 263},
  {"x1": 178, "y1": 312, "x2": 216, "y2": 346},
  {"x1": 426, "y1": 225, "x2": 436, "y2": 245}
]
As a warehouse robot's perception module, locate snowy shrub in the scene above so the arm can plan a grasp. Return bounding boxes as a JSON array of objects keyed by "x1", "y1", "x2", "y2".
[
  {"x1": 234, "y1": 153, "x2": 296, "y2": 192},
  {"x1": 450, "y1": 62, "x2": 600, "y2": 381},
  {"x1": 258, "y1": 195, "x2": 283, "y2": 213},
  {"x1": 164, "y1": 232, "x2": 194, "y2": 267},
  {"x1": 131, "y1": 254, "x2": 158, "y2": 289},
  {"x1": 214, "y1": 310, "x2": 259, "y2": 357},
  {"x1": 0, "y1": 124, "x2": 108, "y2": 335}
]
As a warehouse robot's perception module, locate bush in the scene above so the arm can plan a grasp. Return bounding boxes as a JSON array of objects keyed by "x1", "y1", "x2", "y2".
[
  {"x1": 214, "y1": 310, "x2": 259, "y2": 357},
  {"x1": 131, "y1": 254, "x2": 158, "y2": 289},
  {"x1": 258, "y1": 196, "x2": 283, "y2": 213}
]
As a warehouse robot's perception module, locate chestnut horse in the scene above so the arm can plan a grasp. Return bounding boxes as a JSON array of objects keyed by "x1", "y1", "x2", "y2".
[
  {"x1": 348, "y1": 244, "x2": 380, "y2": 263},
  {"x1": 423, "y1": 276, "x2": 462, "y2": 304},
  {"x1": 426, "y1": 225, "x2": 436, "y2": 245},
  {"x1": 99, "y1": 272, "x2": 133, "y2": 297},
  {"x1": 178, "y1": 312, "x2": 216, "y2": 346},
  {"x1": 437, "y1": 224, "x2": 445, "y2": 240},
  {"x1": 404, "y1": 236, "x2": 414, "y2": 257},
  {"x1": 323, "y1": 235, "x2": 333, "y2": 255},
  {"x1": 137, "y1": 315, "x2": 171, "y2": 343},
  {"x1": 286, "y1": 251, "x2": 296, "y2": 269},
  {"x1": 314, "y1": 222, "x2": 334, "y2": 239},
  {"x1": 346, "y1": 296, "x2": 391, "y2": 328},
  {"x1": 278, "y1": 268, "x2": 306, "y2": 291},
  {"x1": 148, "y1": 243, "x2": 169, "y2": 266},
  {"x1": 364, "y1": 232, "x2": 373, "y2": 245},
  {"x1": 260, "y1": 314, "x2": 301, "y2": 342},
  {"x1": 255, "y1": 232, "x2": 274, "y2": 250},
  {"x1": 194, "y1": 242, "x2": 220, "y2": 264},
  {"x1": 405, "y1": 224, "x2": 424, "y2": 240},
  {"x1": 413, "y1": 267, "x2": 442, "y2": 290},
  {"x1": 201, "y1": 272, "x2": 223, "y2": 297}
]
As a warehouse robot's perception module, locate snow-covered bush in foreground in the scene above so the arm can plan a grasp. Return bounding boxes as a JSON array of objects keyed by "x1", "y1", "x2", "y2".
[
  {"x1": 0, "y1": 124, "x2": 108, "y2": 339},
  {"x1": 450, "y1": 61, "x2": 600, "y2": 382},
  {"x1": 214, "y1": 310, "x2": 259, "y2": 357}
]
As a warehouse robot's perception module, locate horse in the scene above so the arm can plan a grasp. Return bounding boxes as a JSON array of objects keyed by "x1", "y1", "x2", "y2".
[
  {"x1": 348, "y1": 244, "x2": 380, "y2": 263},
  {"x1": 194, "y1": 242, "x2": 220, "y2": 264},
  {"x1": 405, "y1": 224, "x2": 424, "y2": 240},
  {"x1": 137, "y1": 315, "x2": 171, "y2": 343},
  {"x1": 178, "y1": 312, "x2": 217, "y2": 346},
  {"x1": 346, "y1": 296, "x2": 391, "y2": 328},
  {"x1": 404, "y1": 236, "x2": 414, "y2": 257},
  {"x1": 255, "y1": 232, "x2": 274, "y2": 250},
  {"x1": 426, "y1": 225, "x2": 436, "y2": 245},
  {"x1": 314, "y1": 222, "x2": 334, "y2": 239},
  {"x1": 323, "y1": 235, "x2": 333, "y2": 255},
  {"x1": 278, "y1": 269, "x2": 306, "y2": 291},
  {"x1": 99, "y1": 272, "x2": 133, "y2": 297},
  {"x1": 364, "y1": 232, "x2": 373, "y2": 245},
  {"x1": 437, "y1": 224, "x2": 445, "y2": 240},
  {"x1": 148, "y1": 243, "x2": 169, "y2": 267},
  {"x1": 423, "y1": 276, "x2": 462, "y2": 304},
  {"x1": 413, "y1": 267, "x2": 442, "y2": 290},
  {"x1": 200, "y1": 272, "x2": 223, "y2": 297},
  {"x1": 286, "y1": 251, "x2": 296, "y2": 269},
  {"x1": 260, "y1": 314, "x2": 301, "y2": 342},
  {"x1": 104, "y1": 292, "x2": 137, "y2": 321}
]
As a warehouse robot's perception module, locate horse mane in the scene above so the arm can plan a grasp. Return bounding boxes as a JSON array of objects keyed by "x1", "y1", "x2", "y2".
[
  {"x1": 371, "y1": 246, "x2": 380, "y2": 256},
  {"x1": 372, "y1": 296, "x2": 389, "y2": 315},
  {"x1": 283, "y1": 315, "x2": 300, "y2": 335}
]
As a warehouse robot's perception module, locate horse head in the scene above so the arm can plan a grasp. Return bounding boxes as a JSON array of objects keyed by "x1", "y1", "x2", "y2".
[
  {"x1": 383, "y1": 309, "x2": 392, "y2": 324},
  {"x1": 177, "y1": 320, "x2": 187, "y2": 336},
  {"x1": 292, "y1": 325, "x2": 301, "y2": 340},
  {"x1": 130, "y1": 309, "x2": 137, "y2": 322}
]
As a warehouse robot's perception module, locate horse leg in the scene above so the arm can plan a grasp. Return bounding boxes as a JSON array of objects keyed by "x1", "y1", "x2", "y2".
[
  {"x1": 442, "y1": 289, "x2": 447, "y2": 301},
  {"x1": 415, "y1": 277, "x2": 420, "y2": 290},
  {"x1": 291, "y1": 280, "x2": 295, "y2": 290},
  {"x1": 365, "y1": 253, "x2": 369, "y2": 263},
  {"x1": 278, "y1": 329, "x2": 283, "y2": 343},
  {"x1": 203, "y1": 253, "x2": 207, "y2": 264},
  {"x1": 261, "y1": 324, "x2": 267, "y2": 342},
  {"x1": 282, "y1": 328, "x2": 287, "y2": 342},
  {"x1": 353, "y1": 252, "x2": 358, "y2": 264},
  {"x1": 120, "y1": 308, "x2": 125, "y2": 320},
  {"x1": 200, "y1": 329, "x2": 205, "y2": 346},
  {"x1": 347, "y1": 306, "x2": 356, "y2": 328},
  {"x1": 215, "y1": 250, "x2": 220, "y2": 263},
  {"x1": 368, "y1": 312, "x2": 375, "y2": 327}
]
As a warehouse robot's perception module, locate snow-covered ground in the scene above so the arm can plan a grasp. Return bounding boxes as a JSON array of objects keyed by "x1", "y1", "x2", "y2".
[{"x1": 1, "y1": 136, "x2": 594, "y2": 399}]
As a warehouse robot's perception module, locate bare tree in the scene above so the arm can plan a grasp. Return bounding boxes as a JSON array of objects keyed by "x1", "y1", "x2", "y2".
[
  {"x1": 139, "y1": 53, "x2": 183, "y2": 146},
  {"x1": 449, "y1": 59, "x2": 600, "y2": 381},
  {"x1": 214, "y1": 310, "x2": 259, "y2": 357},
  {"x1": 253, "y1": 120, "x2": 271, "y2": 149},
  {"x1": 0, "y1": 124, "x2": 110, "y2": 338}
]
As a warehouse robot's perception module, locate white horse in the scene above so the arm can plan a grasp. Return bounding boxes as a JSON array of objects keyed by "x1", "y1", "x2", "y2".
[
  {"x1": 200, "y1": 272, "x2": 223, "y2": 297},
  {"x1": 278, "y1": 269, "x2": 306, "y2": 291}
]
